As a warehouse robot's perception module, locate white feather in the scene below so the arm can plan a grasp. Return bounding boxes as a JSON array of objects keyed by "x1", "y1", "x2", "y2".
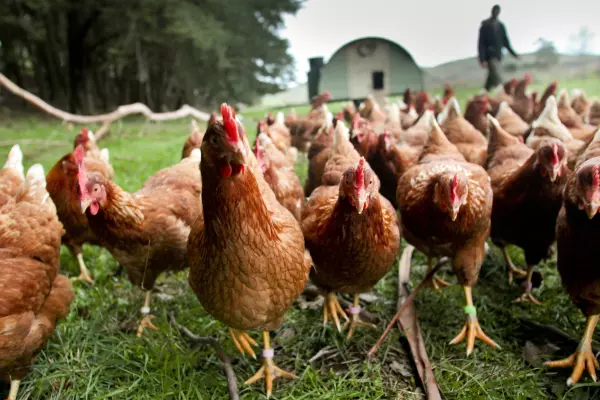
[
  {"x1": 3, "y1": 144, "x2": 24, "y2": 179},
  {"x1": 437, "y1": 97, "x2": 460, "y2": 125},
  {"x1": 557, "y1": 89, "x2": 569, "y2": 107},
  {"x1": 87, "y1": 130, "x2": 96, "y2": 142},
  {"x1": 100, "y1": 148, "x2": 110, "y2": 164},
  {"x1": 528, "y1": 96, "x2": 573, "y2": 144},
  {"x1": 495, "y1": 101, "x2": 512, "y2": 119},
  {"x1": 276, "y1": 112, "x2": 284, "y2": 125},
  {"x1": 189, "y1": 148, "x2": 201, "y2": 161},
  {"x1": 397, "y1": 99, "x2": 407, "y2": 111}
]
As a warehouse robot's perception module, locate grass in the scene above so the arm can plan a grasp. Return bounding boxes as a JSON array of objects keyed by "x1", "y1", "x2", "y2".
[{"x1": 2, "y1": 79, "x2": 600, "y2": 399}]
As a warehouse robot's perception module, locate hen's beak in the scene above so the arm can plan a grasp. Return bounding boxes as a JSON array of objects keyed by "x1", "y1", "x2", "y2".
[
  {"x1": 355, "y1": 191, "x2": 369, "y2": 214},
  {"x1": 80, "y1": 198, "x2": 91, "y2": 214},
  {"x1": 450, "y1": 205, "x2": 461, "y2": 221},
  {"x1": 548, "y1": 165, "x2": 561, "y2": 182},
  {"x1": 585, "y1": 201, "x2": 600, "y2": 219}
]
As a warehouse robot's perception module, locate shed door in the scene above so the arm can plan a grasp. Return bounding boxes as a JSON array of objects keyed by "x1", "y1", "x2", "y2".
[{"x1": 372, "y1": 71, "x2": 384, "y2": 90}]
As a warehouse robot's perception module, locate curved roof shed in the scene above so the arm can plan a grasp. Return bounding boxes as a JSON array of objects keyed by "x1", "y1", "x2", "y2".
[{"x1": 312, "y1": 37, "x2": 424, "y2": 102}]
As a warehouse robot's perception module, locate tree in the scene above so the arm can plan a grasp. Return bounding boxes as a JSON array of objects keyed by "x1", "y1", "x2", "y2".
[
  {"x1": 534, "y1": 38, "x2": 559, "y2": 68},
  {"x1": 0, "y1": 0, "x2": 304, "y2": 112},
  {"x1": 569, "y1": 26, "x2": 596, "y2": 55}
]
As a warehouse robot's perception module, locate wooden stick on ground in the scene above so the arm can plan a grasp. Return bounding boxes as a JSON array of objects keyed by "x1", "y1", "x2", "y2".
[
  {"x1": 368, "y1": 258, "x2": 445, "y2": 357},
  {"x1": 0, "y1": 73, "x2": 210, "y2": 141},
  {"x1": 168, "y1": 312, "x2": 239, "y2": 400},
  {"x1": 396, "y1": 245, "x2": 441, "y2": 400}
]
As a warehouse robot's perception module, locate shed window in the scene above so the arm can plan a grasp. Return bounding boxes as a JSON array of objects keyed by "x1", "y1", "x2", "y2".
[{"x1": 372, "y1": 71, "x2": 384, "y2": 90}]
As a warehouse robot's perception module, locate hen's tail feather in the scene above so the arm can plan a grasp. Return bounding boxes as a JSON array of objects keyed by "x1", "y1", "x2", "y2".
[
  {"x1": 4, "y1": 144, "x2": 24, "y2": 179},
  {"x1": 24, "y1": 164, "x2": 50, "y2": 204}
]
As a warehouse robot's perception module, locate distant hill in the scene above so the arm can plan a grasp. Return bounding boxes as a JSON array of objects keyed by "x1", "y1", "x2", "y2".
[
  {"x1": 255, "y1": 52, "x2": 600, "y2": 107},
  {"x1": 425, "y1": 52, "x2": 600, "y2": 88}
]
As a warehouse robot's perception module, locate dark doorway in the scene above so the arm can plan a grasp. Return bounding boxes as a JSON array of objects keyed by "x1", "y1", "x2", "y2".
[{"x1": 372, "y1": 71, "x2": 384, "y2": 90}]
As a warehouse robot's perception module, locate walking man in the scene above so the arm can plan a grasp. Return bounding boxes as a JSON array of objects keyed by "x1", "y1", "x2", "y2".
[{"x1": 478, "y1": 5, "x2": 519, "y2": 91}]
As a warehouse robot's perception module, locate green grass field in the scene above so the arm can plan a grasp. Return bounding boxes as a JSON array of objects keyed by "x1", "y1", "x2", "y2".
[{"x1": 2, "y1": 79, "x2": 600, "y2": 400}]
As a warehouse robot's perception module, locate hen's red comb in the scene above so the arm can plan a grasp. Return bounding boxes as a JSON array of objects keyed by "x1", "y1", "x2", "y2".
[
  {"x1": 524, "y1": 74, "x2": 532, "y2": 83},
  {"x1": 593, "y1": 165, "x2": 600, "y2": 189},
  {"x1": 337, "y1": 111, "x2": 344, "y2": 120},
  {"x1": 355, "y1": 158, "x2": 365, "y2": 190},
  {"x1": 551, "y1": 143, "x2": 560, "y2": 166},
  {"x1": 74, "y1": 145, "x2": 85, "y2": 165},
  {"x1": 450, "y1": 174, "x2": 459, "y2": 202},
  {"x1": 253, "y1": 140, "x2": 261, "y2": 160},
  {"x1": 220, "y1": 103, "x2": 239, "y2": 143},
  {"x1": 81, "y1": 127, "x2": 89, "y2": 138}
]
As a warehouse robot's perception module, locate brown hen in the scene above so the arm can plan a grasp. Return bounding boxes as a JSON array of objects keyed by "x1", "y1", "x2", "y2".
[
  {"x1": 486, "y1": 116, "x2": 569, "y2": 303},
  {"x1": 47, "y1": 133, "x2": 114, "y2": 284},
  {"x1": 302, "y1": 156, "x2": 400, "y2": 338},
  {"x1": 188, "y1": 104, "x2": 310, "y2": 398},
  {"x1": 77, "y1": 146, "x2": 202, "y2": 337},
  {"x1": 545, "y1": 144, "x2": 600, "y2": 384},
  {"x1": 397, "y1": 119, "x2": 499, "y2": 355},
  {"x1": 0, "y1": 153, "x2": 74, "y2": 400},
  {"x1": 181, "y1": 119, "x2": 205, "y2": 159}
]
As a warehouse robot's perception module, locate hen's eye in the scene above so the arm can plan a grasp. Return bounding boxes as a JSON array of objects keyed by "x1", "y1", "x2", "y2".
[
  {"x1": 369, "y1": 180, "x2": 373, "y2": 184},
  {"x1": 346, "y1": 179, "x2": 350, "y2": 185},
  {"x1": 210, "y1": 135, "x2": 218, "y2": 145}
]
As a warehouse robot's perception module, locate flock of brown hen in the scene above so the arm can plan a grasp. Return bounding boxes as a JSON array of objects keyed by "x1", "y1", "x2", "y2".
[{"x1": 2, "y1": 79, "x2": 600, "y2": 399}]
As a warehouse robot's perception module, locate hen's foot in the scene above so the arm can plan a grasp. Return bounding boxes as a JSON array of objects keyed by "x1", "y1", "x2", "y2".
[
  {"x1": 545, "y1": 315, "x2": 599, "y2": 385},
  {"x1": 6, "y1": 379, "x2": 20, "y2": 400},
  {"x1": 136, "y1": 314, "x2": 159, "y2": 337},
  {"x1": 246, "y1": 348, "x2": 295, "y2": 398},
  {"x1": 246, "y1": 331, "x2": 295, "y2": 398},
  {"x1": 514, "y1": 266, "x2": 542, "y2": 305},
  {"x1": 502, "y1": 247, "x2": 526, "y2": 283},
  {"x1": 229, "y1": 328, "x2": 258, "y2": 359},
  {"x1": 323, "y1": 292, "x2": 349, "y2": 332},
  {"x1": 71, "y1": 271, "x2": 94, "y2": 284},
  {"x1": 449, "y1": 312, "x2": 501, "y2": 356},
  {"x1": 451, "y1": 287, "x2": 501, "y2": 356},
  {"x1": 427, "y1": 274, "x2": 450, "y2": 291},
  {"x1": 343, "y1": 296, "x2": 376, "y2": 339},
  {"x1": 514, "y1": 290, "x2": 542, "y2": 305}
]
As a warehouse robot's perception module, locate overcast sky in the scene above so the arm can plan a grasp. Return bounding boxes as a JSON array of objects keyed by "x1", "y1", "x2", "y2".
[{"x1": 282, "y1": 0, "x2": 598, "y2": 83}]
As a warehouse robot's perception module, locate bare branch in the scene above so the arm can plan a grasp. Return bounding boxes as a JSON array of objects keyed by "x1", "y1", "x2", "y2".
[
  {"x1": 0, "y1": 73, "x2": 210, "y2": 141},
  {"x1": 168, "y1": 312, "x2": 239, "y2": 400}
]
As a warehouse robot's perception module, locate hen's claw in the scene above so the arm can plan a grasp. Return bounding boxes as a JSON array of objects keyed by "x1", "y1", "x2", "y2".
[
  {"x1": 246, "y1": 356, "x2": 296, "y2": 398},
  {"x1": 343, "y1": 299, "x2": 376, "y2": 339},
  {"x1": 449, "y1": 314, "x2": 501, "y2": 356},
  {"x1": 136, "y1": 314, "x2": 158, "y2": 337},
  {"x1": 71, "y1": 271, "x2": 94, "y2": 285},
  {"x1": 427, "y1": 274, "x2": 451, "y2": 291},
  {"x1": 514, "y1": 291, "x2": 542, "y2": 305},
  {"x1": 323, "y1": 292, "x2": 349, "y2": 332},
  {"x1": 229, "y1": 328, "x2": 258, "y2": 359},
  {"x1": 545, "y1": 315, "x2": 599, "y2": 385},
  {"x1": 246, "y1": 331, "x2": 295, "y2": 398}
]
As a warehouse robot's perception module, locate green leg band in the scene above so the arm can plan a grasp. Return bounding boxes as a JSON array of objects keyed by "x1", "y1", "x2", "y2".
[{"x1": 464, "y1": 305, "x2": 477, "y2": 315}]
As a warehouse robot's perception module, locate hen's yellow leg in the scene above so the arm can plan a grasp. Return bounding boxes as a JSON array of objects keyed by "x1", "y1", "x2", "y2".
[
  {"x1": 7, "y1": 379, "x2": 20, "y2": 400},
  {"x1": 343, "y1": 294, "x2": 377, "y2": 339},
  {"x1": 322, "y1": 292, "x2": 349, "y2": 332},
  {"x1": 545, "y1": 315, "x2": 599, "y2": 385},
  {"x1": 246, "y1": 331, "x2": 296, "y2": 398},
  {"x1": 136, "y1": 290, "x2": 158, "y2": 337},
  {"x1": 514, "y1": 265, "x2": 542, "y2": 305},
  {"x1": 502, "y1": 246, "x2": 526, "y2": 283},
  {"x1": 449, "y1": 286, "x2": 501, "y2": 356},
  {"x1": 426, "y1": 255, "x2": 450, "y2": 291},
  {"x1": 70, "y1": 252, "x2": 94, "y2": 284},
  {"x1": 228, "y1": 328, "x2": 258, "y2": 359}
]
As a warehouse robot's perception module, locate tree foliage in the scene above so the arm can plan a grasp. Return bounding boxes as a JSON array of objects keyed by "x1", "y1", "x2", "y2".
[{"x1": 0, "y1": 0, "x2": 303, "y2": 112}]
